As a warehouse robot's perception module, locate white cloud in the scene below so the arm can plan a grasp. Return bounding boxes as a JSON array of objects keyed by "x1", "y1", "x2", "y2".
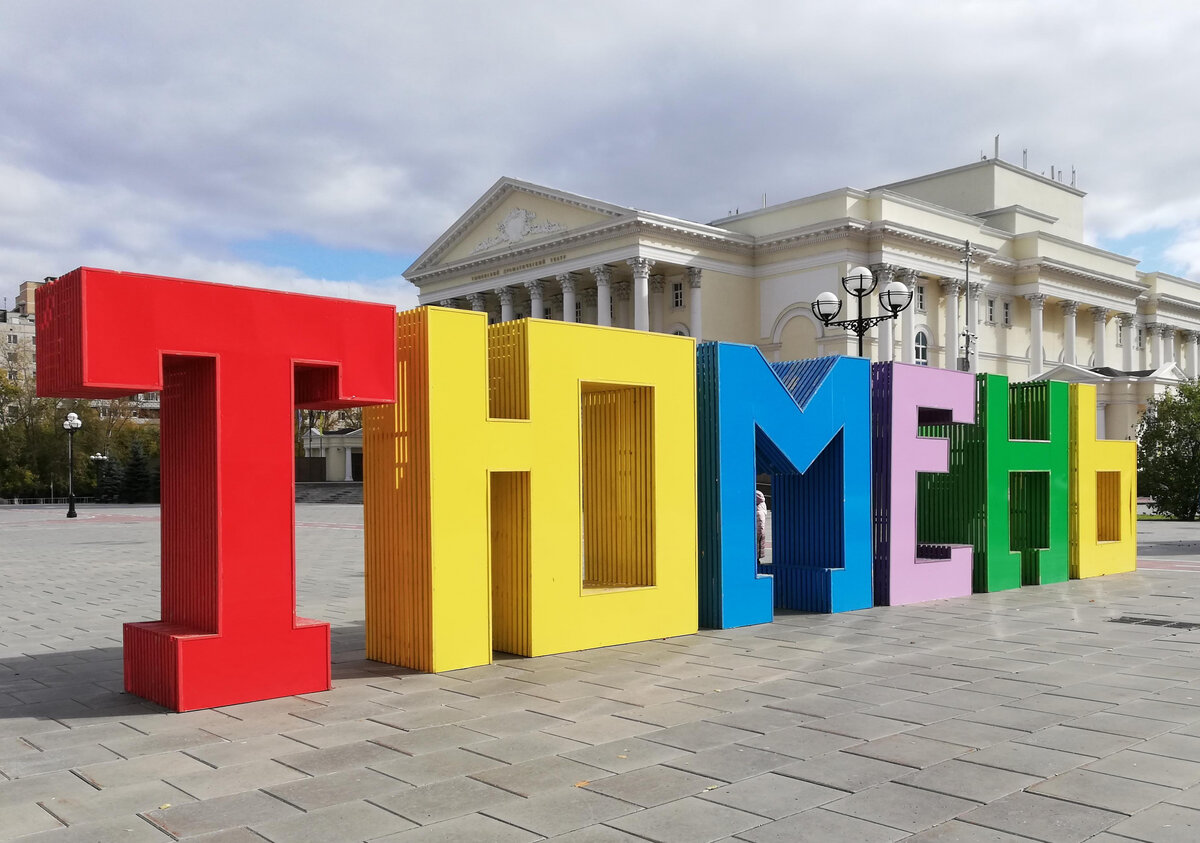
[{"x1": 2, "y1": 0, "x2": 1200, "y2": 305}]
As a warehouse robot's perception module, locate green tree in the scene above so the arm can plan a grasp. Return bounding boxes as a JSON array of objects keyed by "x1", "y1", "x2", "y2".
[
  {"x1": 1137, "y1": 380, "x2": 1200, "y2": 520},
  {"x1": 121, "y1": 439, "x2": 153, "y2": 503}
]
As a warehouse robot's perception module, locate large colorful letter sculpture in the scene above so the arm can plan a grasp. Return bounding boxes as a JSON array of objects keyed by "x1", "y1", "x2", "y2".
[
  {"x1": 918, "y1": 375, "x2": 1070, "y2": 592},
  {"x1": 870, "y1": 363, "x2": 975, "y2": 606},
  {"x1": 363, "y1": 308, "x2": 697, "y2": 673},
  {"x1": 697, "y1": 345, "x2": 872, "y2": 627},
  {"x1": 37, "y1": 269, "x2": 396, "y2": 711},
  {"x1": 1070, "y1": 384, "x2": 1137, "y2": 577}
]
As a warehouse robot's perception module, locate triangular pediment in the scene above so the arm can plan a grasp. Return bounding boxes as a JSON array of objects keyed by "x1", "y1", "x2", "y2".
[
  {"x1": 406, "y1": 178, "x2": 632, "y2": 275},
  {"x1": 1032, "y1": 363, "x2": 1112, "y2": 384}
]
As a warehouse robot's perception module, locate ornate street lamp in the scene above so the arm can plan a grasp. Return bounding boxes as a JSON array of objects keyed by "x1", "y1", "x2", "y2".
[
  {"x1": 62, "y1": 412, "x2": 82, "y2": 518},
  {"x1": 90, "y1": 452, "x2": 109, "y2": 502},
  {"x1": 811, "y1": 266, "x2": 913, "y2": 357}
]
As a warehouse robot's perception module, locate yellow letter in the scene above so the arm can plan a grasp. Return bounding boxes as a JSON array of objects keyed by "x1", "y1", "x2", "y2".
[{"x1": 1069, "y1": 384, "x2": 1137, "y2": 578}]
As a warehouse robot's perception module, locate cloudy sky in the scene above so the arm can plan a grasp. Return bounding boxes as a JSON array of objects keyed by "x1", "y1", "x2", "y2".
[{"x1": 2, "y1": 1, "x2": 1199, "y2": 310}]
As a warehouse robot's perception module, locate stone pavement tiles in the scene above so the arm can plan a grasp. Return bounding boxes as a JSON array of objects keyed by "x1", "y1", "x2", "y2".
[{"x1": 5, "y1": 505, "x2": 1200, "y2": 839}]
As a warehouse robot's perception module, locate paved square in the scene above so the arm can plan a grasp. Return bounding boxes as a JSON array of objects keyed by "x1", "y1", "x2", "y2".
[{"x1": 3, "y1": 505, "x2": 1200, "y2": 840}]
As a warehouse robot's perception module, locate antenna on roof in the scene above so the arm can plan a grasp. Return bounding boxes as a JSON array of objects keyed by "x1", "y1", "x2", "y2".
[
  {"x1": 1071, "y1": 166, "x2": 1076, "y2": 187},
  {"x1": 762, "y1": 193, "x2": 767, "y2": 209},
  {"x1": 994, "y1": 134, "x2": 1000, "y2": 160},
  {"x1": 1022, "y1": 148, "x2": 1028, "y2": 168}
]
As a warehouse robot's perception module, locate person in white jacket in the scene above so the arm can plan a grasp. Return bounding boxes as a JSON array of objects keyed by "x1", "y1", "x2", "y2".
[{"x1": 755, "y1": 490, "x2": 768, "y2": 561}]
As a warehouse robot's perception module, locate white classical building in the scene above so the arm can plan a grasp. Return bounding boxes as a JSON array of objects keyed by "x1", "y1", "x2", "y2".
[{"x1": 406, "y1": 158, "x2": 1197, "y2": 439}]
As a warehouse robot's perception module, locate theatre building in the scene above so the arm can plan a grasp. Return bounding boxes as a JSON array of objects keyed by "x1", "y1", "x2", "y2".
[{"x1": 405, "y1": 158, "x2": 1199, "y2": 438}]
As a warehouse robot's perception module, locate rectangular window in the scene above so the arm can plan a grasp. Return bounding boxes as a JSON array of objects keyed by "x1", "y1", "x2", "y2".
[
  {"x1": 1116, "y1": 322, "x2": 1124, "y2": 347},
  {"x1": 6, "y1": 335, "x2": 16, "y2": 344},
  {"x1": 915, "y1": 285, "x2": 926, "y2": 313},
  {"x1": 1002, "y1": 301, "x2": 1012, "y2": 326},
  {"x1": 987, "y1": 298, "x2": 996, "y2": 324},
  {"x1": 575, "y1": 301, "x2": 582, "y2": 321},
  {"x1": 672, "y1": 282, "x2": 684, "y2": 309},
  {"x1": 1137, "y1": 327, "x2": 1144, "y2": 349},
  {"x1": 543, "y1": 307, "x2": 552, "y2": 319}
]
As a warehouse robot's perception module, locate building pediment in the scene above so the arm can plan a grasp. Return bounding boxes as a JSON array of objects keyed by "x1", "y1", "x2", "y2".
[{"x1": 406, "y1": 178, "x2": 633, "y2": 277}]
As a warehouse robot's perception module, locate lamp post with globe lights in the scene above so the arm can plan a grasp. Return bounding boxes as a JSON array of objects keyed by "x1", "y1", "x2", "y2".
[
  {"x1": 62, "y1": 412, "x2": 82, "y2": 518},
  {"x1": 810, "y1": 266, "x2": 913, "y2": 358}
]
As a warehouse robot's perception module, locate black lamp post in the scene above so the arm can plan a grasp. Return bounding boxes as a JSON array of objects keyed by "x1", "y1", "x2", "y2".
[
  {"x1": 811, "y1": 265, "x2": 914, "y2": 357},
  {"x1": 62, "y1": 412, "x2": 82, "y2": 518},
  {"x1": 90, "y1": 452, "x2": 109, "y2": 501}
]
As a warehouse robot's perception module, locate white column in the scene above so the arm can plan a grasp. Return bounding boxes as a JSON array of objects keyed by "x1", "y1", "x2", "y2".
[
  {"x1": 592, "y1": 266, "x2": 612, "y2": 327},
  {"x1": 525, "y1": 280, "x2": 544, "y2": 320},
  {"x1": 1164, "y1": 326, "x2": 1177, "y2": 365},
  {"x1": 628, "y1": 257, "x2": 652, "y2": 332},
  {"x1": 466, "y1": 292, "x2": 486, "y2": 312},
  {"x1": 612, "y1": 281, "x2": 631, "y2": 328},
  {"x1": 343, "y1": 447, "x2": 353, "y2": 482},
  {"x1": 687, "y1": 267, "x2": 703, "y2": 340},
  {"x1": 1026, "y1": 293, "x2": 1046, "y2": 376},
  {"x1": 871, "y1": 264, "x2": 894, "y2": 362},
  {"x1": 1119, "y1": 313, "x2": 1134, "y2": 371},
  {"x1": 900, "y1": 268, "x2": 917, "y2": 363},
  {"x1": 967, "y1": 281, "x2": 984, "y2": 372},
  {"x1": 1061, "y1": 300, "x2": 1078, "y2": 365},
  {"x1": 1090, "y1": 307, "x2": 1107, "y2": 368},
  {"x1": 1188, "y1": 331, "x2": 1200, "y2": 378},
  {"x1": 650, "y1": 275, "x2": 665, "y2": 333},
  {"x1": 581, "y1": 288, "x2": 598, "y2": 324},
  {"x1": 557, "y1": 272, "x2": 578, "y2": 323},
  {"x1": 1149, "y1": 323, "x2": 1163, "y2": 369},
  {"x1": 941, "y1": 278, "x2": 963, "y2": 370},
  {"x1": 498, "y1": 287, "x2": 515, "y2": 322}
]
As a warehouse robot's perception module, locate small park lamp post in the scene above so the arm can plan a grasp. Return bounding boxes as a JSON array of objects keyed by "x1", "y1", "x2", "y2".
[
  {"x1": 62, "y1": 412, "x2": 82, "y2": 518},
  {"x1": 90, "y1": 453, "x2": 109, "y2": 501},
  {"x1": 811, "y1": 266, "x2": 913, "y2": 357}
]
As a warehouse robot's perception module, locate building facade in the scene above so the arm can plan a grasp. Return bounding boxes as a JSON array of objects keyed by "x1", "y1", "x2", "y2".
[{"x1": 406, "y1": 159, "x2": 1197, "y2": 439}]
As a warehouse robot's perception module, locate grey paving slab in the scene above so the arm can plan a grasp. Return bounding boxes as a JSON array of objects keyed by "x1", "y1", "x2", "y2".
[
  {"x1": 74, "y1": 752, "x2": 212, "y2": 788},
  {"x1": 367, "y1": 747, "x2": 507, "y2": 787},
  {"x1": 895, "y1": 759, "x2": 1039, "y2": 803},
  {"x1": 697, "y1": 771, "x2": 842, "y2": 818},
  {"x1": 606, "y1": 795, "x2": 768, "y2": 843},
  {"x1": 961, "y1": 740, "x2": 1093, "y2": 777},
  {"x1": 584, "y1": 765, "x2": 721, "y2": 808},
  {"x1": 776, "y1": 751, "x2": 911, "y2": 792},
  {"x1": 0, "y1": 802, "x2": 64, "y2": 840},
  {"x1": 39, "y1": 779, "x2": 194, "y2": 825},
  {"x1": 252, "y1": 800, "x2": 417, "y2": 842},
  {"x1": 904, "y1": 820, "x2": 1036, "y2": 842},
  {"x1": 145, "y1": 790, "x2": 303, "y2": 838},
  {"x1": 375, "y1": 812, "x2": 539, "y2": 842},
  {"x1": 167, "y1": 758, "x2": 308, "y2": 800},
  {"x1": 734, "y1": 806, "x2": 908, "y2": 843},
  {"x1": 481, "y1": 785, "x2": 638, "y2": 836},
  {"x1": 18, "y1": 817, "x2": 173, "y2": 842},
  {"x1": 663, "y1": 743, "x2": 794, "y2": 783},
  {"x1": 1028, "y1": 768, "x2": 1177, "y2": 814},
  {"x1": 265, "y1": 767, "x2": 407, "y2": 810},
  {"x1": 958, "y1": 791, "x2": 1123, "y2": 842},
  {"x1": 823, "y1": 781, "x2": 975, "y2": 833},
  {"x1": 469, "y1": 755, "x2": 610, "y2": 797},
  {"x1": 561, "y1": 735, "x2": 692, "y2": 774},
  {"x1": 843, "y1": 733, "x2": 968, "y2": 769},
  {"x1": 1085, "y1": 749, "x2": 1200, "y2": 788},
  {"x1": 371, "y1": 776, "x2": 521, "y2": 825}
]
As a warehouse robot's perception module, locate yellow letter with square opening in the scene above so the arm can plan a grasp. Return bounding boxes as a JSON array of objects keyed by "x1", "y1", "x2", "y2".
[
  {"x1": 1069, "y1": 383, "x2": 1137, "y2": 578},
  {"x1": 363, "y1": 307, "x2": 698, "y2": 673}
]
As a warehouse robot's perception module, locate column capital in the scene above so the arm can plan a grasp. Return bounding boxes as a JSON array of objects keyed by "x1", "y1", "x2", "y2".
[
  {"x1": 939, "y1": 277, "x2": 964, "y2": 294},
  {"x1": 1183, "y1": 329, "x2": 1199, "y2": 342},
  {"x1": 626, "y1": 256, "x2": 653, "y2": 275},
  {"x1": 686, "y1": 266, "x2": 703, "y2": 289},
  {"x1": 650, "y1": 274, "x2": 666, "y2": 293},
  {"x1": 524, "y1": 280, "x2": 545, "y2": 298},
  {"x1": 497, "y1": 286, "x2": 515, "y2": 306},
  {"x1": 869, "y1": 263, "x2": 895, "y2": 284},
  {"x1": 466, "y1": 292, "x2": 487, "y2": 311},
  {"x1": 437, "y1": 298, "x2": 459, "y2": 309},
  {"x1": 1145, "y1": 321, "x2": 1162, "y2": 337},
  {"x1": 581, "y1": 288, "x2": 598, "y2": 306},
  {"x1": 1090, "y1": 306, "x2": 1109, "y2": 323},
  {"x1": 612, "y1": 281, "x2": 631, "y2": 301},
  {"x1": 591, "y1": 265, "x2": 612, "y2": 287},
  {"x1": 1117, "y1": 311, "x2": 1136, "y2": 327},
  {"x1": 1060, "y1": 300, "x2": 1079, "y2": 316},
  {"x1": 1025, "y1": 293, "x2": 1048, "y2": 310},
  {"x1": 556, "y1": 271, "x2": 579, "y2": 293},
  {"x1": 969, "y1": 281, "x2": 987, "y2": 296}
]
